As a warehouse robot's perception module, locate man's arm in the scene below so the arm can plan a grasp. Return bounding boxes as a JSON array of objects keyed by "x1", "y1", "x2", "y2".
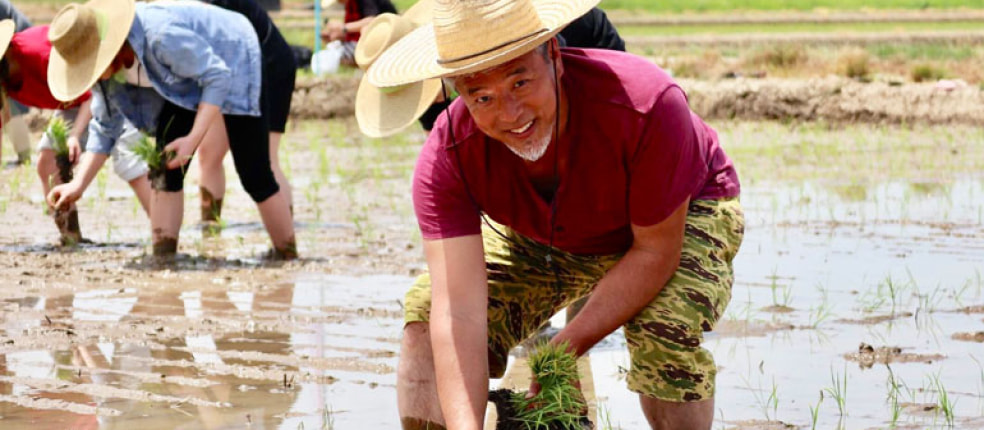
[
  {"x1": 67, "y1": 99, "x2": 93, "y2": 164},
  {"x1": 552, "y1": 197, "x2": 690, "y2": 356},
  {"x1": 424, "y1": 234, "x2": 488, "y2": 430}
]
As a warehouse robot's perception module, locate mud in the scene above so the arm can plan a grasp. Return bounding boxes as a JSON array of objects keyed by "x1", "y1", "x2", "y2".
[
  {"x1": 53, "y1": 208, "x2": 82, "y2": 246},
  {"x1": 152, "y1": 237, "x2": 178, "y2": 256},
  {"x1": 1, "y1": 120, "x2": 982, "y2": 428},
  {"x1": 199, "y1": 186, "x2": 223, "y2": 223},
  {"x1": 844, "y1": 343, "x2": 947, "y2": 368},
  {"x1": 952, "y1": 332, "x2": 984, "y2": 343},
  {"x1": 681, "y1": 76, "x2": 984, "y2": 126}
]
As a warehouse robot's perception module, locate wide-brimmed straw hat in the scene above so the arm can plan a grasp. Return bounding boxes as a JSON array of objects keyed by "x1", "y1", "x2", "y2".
[
  {"x1": 354, "y1": 0, "x2": 442, "y2": 138},
  {"x1": 368, "y1": 0, "x2": 599, "y2": 88},
  {"x1": 47, "y1": 0, "x2": 136, "y2": 102},
  {"x1": 0, "y1": 20, "x2": 15, "y2": 61}
]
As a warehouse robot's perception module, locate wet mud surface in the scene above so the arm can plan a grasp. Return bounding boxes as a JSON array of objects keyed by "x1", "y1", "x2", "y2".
[{"x1": 0, "y1": 120, "x2": 982, "y2": 428}]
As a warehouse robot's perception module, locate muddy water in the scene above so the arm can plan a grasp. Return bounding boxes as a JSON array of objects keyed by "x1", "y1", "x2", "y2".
[
  {"x1": 0, "y1": 275, "x2": 406, "y2": 429},
  {"x1": 1, "y1": 121, "x2": 983, "y2": 429}
]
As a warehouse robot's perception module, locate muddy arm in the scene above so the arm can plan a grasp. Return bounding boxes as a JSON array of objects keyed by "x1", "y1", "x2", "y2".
[{"x1": 425, "y1": 234, "x2": 489, "y2": 430}]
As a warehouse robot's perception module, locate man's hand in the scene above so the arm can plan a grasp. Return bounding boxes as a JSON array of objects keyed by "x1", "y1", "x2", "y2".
[
  {"x1": 163, "y1": 135, "x2": 197, "y2": 169},
  {"x1": 321, "y1": 21, "x2": 345, "y2": 42},
  {"x1": 48, "y1": 181, "x2": 84, "y2": 210},
  {"x1": 67, "y1": 136, "x2": 82, "y2": 165}
]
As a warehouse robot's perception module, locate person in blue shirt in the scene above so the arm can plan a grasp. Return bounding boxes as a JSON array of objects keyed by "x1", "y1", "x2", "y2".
[
  {"x1": 197, "y1": 0, "x2": 297, "y2": 224},
  {"x1": 46, "y1": 0, "x2": 297, "y2": 259}
]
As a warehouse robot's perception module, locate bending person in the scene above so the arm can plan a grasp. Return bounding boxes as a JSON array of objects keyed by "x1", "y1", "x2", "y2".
[
  {"x1": 46, "y1": 0, "x2": 296, "y2": 258},
  {"x1": 368, "y1": 0, "x2": 743, "y2": 428},
  {"x1": 0, "y1": 20, "x2": 149, "y2": 245},
  {"x1": 0, "y1": 0, "x2": 31, "y2": 164}
]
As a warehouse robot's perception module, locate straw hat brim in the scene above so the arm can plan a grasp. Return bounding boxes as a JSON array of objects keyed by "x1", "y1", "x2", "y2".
[
  {"x1": 47, "y1": 0, "x2": 135, "y2": 102},
  {"x1": 368, "y1": 0, "x2": 599, "y2": 88},
  {"x1": 356, "y1": 73, "x2": 442, "y2": 137},
  {"x1": 0, "y1": 20, "x2": 15, "y2": 61},
  {"x1": 402, "y1": 0, "x2": 433, "y2": 26}
]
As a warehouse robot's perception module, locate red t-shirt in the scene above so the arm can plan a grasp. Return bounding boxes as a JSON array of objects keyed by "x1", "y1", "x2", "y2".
[
  {"x1": 5, "y1": 26, "x2": 91, "y2": 110},
  {"x1": 412, "y1": 48, "x2": 740, "y2": 255}
]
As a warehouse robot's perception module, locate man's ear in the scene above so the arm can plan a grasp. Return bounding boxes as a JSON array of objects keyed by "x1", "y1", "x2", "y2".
[{"x1": 549, "y1": 38, "x2": 564, "y2": 80}]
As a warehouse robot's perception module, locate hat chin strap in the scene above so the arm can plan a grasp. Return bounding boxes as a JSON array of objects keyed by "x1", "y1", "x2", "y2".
[{"x1": 436, "y1": 28, "x2": 547, "y2": 66}]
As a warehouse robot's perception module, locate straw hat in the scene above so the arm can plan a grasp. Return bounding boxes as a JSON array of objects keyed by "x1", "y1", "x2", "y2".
[
  {"x1": 47, "y1": 0, "x2": 136, "y2": 102},
  {"x1": 368, "y1": 0, "x2": 599, "y2": 88},
  {"x1": 0, "y1": 20, "x2": 15, "y2": 60},
  {"x1": 402, "y1": 0, "x2": 434, "y2": 26},
  {"x1": 354, "y1": 2, "x2": 442, "y2": 138}
]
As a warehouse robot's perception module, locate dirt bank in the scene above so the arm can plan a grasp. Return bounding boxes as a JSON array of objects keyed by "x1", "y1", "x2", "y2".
[
  {"x1": 21, "y1": 75, "x2": 981, "y2": 129},
  {"x1": 282, "y1": 75, "x2": 984, "y2": 126}
]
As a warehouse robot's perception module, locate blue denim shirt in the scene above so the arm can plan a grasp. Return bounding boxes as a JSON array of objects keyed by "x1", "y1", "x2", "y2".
[
  {"x1": 87, "y1": 1, "x2": 262, "y2": 154},
  {"x1": 86, "y1": 81, "x2": 164, "y2": 154}
]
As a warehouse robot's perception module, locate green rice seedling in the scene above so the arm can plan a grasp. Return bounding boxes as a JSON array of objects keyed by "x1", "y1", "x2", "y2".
[
  {"x1": 132, "y1": 134, "x2": 164, "y2": 171},
  {"x1": 596, "y1": 402, "x2": 619, "y2": 430},
  {"x1": 47, "y1": 117, "x2": 75, "y2": 184},
  {"x1": 809, "y1": 390, "x2": 823, "y2": 430},
  {"x1": 496, "y1": 341, "x2": 588, "y2": 430},
  {"x1": 931, "y1": 372, "x2": 955, "y2": 427},
  {"x1": 47, "y1": 117, "x2": 71, "y2": 159},
  {"x1": 809, "y1": 284, "x2": 834, "y2": 328},
  {"x1": 886, "y1": 365, "x2": 902, "y2": 428},
  {"x1": 769, "y1": 268, "x2": 792, "y2": 309},
  {"x1": 824, "y1": 364, "x2": 848, "y2": 418},
  {"x1": 322, "y1": 404, "x2": 335, "y2": 430}
]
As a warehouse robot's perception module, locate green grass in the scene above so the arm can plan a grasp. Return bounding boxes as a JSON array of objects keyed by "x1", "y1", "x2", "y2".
[
  {"x1": 594, "y1": 0, "x2": 984, "y2": 13},
  {"x1": 618, "y1": 20, "x2": 984, "y2": 36}
]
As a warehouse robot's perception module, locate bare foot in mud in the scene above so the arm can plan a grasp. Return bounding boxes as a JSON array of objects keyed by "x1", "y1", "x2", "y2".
[
  {"x1": 153, "y1": 237, "x2": 178, "y2": 256},
  {"x1": 265, "y1": 236, "x2": 298, "y2": 261}
]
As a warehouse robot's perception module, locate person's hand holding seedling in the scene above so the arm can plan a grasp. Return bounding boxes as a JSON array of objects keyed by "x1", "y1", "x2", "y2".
[
  {"x1": 47, "y1": 180, "x2": 85, "y2": 210},
  {"x1": 67, "y1": 135, "x2": 82, "y2": 165},
  {"x1": 162, "y1": 134, "x2": 197, "y2": 169},
  {"x1": 490, "y1": 341, "x2": 590, "y2": 429}
]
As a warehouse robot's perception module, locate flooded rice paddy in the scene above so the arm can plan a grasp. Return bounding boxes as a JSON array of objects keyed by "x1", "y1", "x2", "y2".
[{"x1": 0, "y1": 120, "x2": 981, "y2": 429}]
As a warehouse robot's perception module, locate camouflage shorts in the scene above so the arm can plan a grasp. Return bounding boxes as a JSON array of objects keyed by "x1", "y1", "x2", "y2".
[{"x1": 404, "y1": 198, "x2": 744, "y2": 402}]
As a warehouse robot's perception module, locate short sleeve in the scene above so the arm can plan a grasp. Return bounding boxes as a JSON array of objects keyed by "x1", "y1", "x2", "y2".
[
  {"x1": 360, "y1": 0, "x2": 397, "y2": 16},
  {"x1": 628, "y1": 86, "x2": 708, "y2": 226},
  {"x1": 412, "y1": 118, "x2": 482, "y2": 240}
]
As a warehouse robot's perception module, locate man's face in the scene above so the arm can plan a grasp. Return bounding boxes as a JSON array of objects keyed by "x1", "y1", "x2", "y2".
[
  {"x1": 453, "y1": 44, "x2": 562, "y2": 162},
  {"x1": 99, "y1": 50, "x2": 130, "y2": 81}
]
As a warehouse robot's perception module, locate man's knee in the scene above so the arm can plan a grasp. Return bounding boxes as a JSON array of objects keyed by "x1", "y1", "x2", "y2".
[{"x1": 399, "y1": 323, "x2": 436, "y2": 383}]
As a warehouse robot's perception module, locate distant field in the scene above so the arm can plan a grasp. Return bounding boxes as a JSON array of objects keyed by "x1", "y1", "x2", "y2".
[{"x1": 617, "y1": 19, "x2": 984, "y2": 36}]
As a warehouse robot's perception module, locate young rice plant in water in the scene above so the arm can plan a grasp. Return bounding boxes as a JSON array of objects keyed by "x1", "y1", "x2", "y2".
[
  {"x1": 133, "y1": 134, "x2": 164, "y2": 171},
  {"x1": 47, "y1": 117, "x2": 70, "y2": 158},
  {"x1": 504, "y1": 341, "x2": 588, "y2": 430}
]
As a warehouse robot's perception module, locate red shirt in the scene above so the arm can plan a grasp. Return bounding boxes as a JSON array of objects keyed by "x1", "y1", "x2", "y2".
[
  {"x1": 5, "y1": 26, "x2": 91, "y2": 110},
  {"x1": 412, "y1": 48, "x2": 740, "y2": 255}
]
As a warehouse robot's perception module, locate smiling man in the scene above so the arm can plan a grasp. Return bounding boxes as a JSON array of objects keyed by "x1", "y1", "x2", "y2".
[{"x1": 368, "y1": 0, "x2": 744, "y2": 429}]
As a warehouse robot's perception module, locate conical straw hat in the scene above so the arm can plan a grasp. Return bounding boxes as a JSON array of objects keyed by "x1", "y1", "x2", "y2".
[
  {"x1": 354, "y1": 5, "x2": 442, "y2": 138},
  {"x1": 368, "y1": 0, "x2": 599, "y2": 88},
  {"x1": 47, "y1": 0, "x2": 136, "y2": 102},
  {"x1": 0, "y1": 20, "x2": 16, "y2": 62}
]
